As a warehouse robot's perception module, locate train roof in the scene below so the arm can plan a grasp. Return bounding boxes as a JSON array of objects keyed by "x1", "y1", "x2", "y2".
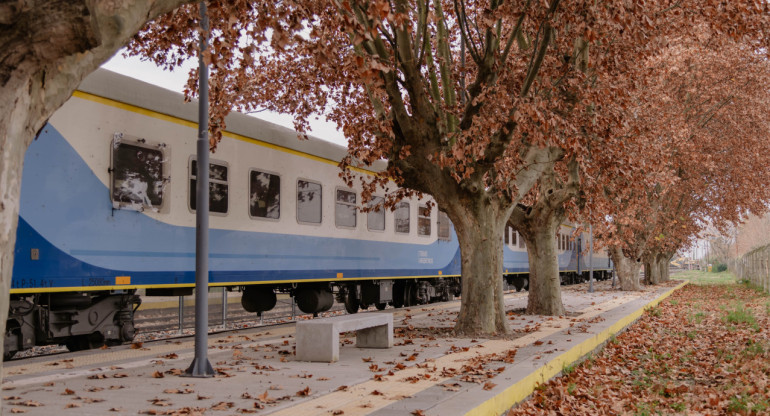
[{"x1": 78, "y1": 69, "x2": 385, "y2": 170}]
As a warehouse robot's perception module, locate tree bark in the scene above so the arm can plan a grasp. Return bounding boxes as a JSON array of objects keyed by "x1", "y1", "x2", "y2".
[
  {"x1": 643, "y1": 252, "x2": 662, "y2": 284},
  {"x1": 517, "y1": 213, "x2": 565, "y2": 316},
  {"x1": 508, "y1": 157, "x2": 577, "y2": 316},
  {"x1": 658, "y1": 252, "x2": 671, "y2": 282},
  {"x1": 0, "y1": 0, "x2": 191, "y2": 395},
  {"x1": 609, "y1": 246, "x2": 642, "y2": 291},
  {"x1": 451, "y1": 197, "x2": 511, "y2": 336}
]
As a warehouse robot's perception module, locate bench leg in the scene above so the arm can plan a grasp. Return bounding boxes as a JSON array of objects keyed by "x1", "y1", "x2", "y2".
[
  {"x1": 356, "y1": 323, "x2": 393, "y2": 349},
  {"x1": 296, "y1": 325, "x2": 340, "y2": 362}
]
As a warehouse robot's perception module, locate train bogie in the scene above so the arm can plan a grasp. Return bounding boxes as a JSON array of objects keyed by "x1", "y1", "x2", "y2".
[{"x1": 4, "y1": 291, "x2": 139, "y2": 358}]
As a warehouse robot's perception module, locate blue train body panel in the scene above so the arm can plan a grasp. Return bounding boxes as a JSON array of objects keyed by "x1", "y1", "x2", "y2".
[{"x1": 13, "y1": 125, "x2": 462, "y2": 291}]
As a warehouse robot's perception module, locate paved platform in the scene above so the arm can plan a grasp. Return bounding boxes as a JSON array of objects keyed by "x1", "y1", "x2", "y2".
[{"x1": 1, "y1": 280, "x2": 685, "y2": 415}]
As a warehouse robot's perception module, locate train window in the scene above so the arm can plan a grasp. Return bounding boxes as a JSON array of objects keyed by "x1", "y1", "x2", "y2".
[
  {"x1": 367, "y1": 196, "x2": 385, "y2": 231},
  {"x1": 437, "y1": 210, "x2": 451, "y2": 241},
  {"x1": 418, "y1": 205, "x2": 431, "y2": 236},
  {"x1": 189, "y1": 159, "x2": 229, "y2": 214},
  {"x1": 504, "y1": 226, "x2": 510, "y2": 245},
  {"x1": 394, "y1": 202, "x2": 410, "y2": 234},
  {"x1": 297, "y1": 179, "x2": 322, "y2": 224},
  {"x1": 111, "y1": 139, "x2": 165, "y2": 211},
  {"x1": 511, "y1": 229, "x2": 518, "y2": 246},
  {"x1": 518, "y1": 233, "x2": 526, "y2": 249},
  {"x1": 335, "y1": 189, "x2": 357, "y2": 228},
  {"x1": 249, "y1": 170, "x2": 280, "y2": 219}
]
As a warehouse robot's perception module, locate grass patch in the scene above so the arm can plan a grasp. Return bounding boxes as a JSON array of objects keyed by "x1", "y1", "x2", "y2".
[
  {"x1": 724, "y1": 303, "x2": 760, "y2": 331},
  {"x1": 673, "y1": 270, "x2": 736, "y2": 285},
  {"x1": 562, "y1": 362, "x2": 577, "y2": 376},
  {"x1": 728, "y1": 395, "x2": 749, "y2": 412}
]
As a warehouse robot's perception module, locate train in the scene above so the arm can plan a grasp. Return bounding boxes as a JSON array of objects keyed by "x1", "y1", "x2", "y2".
[{"x1": 4, "y1": 69, "x2": 611, "y2": 359}]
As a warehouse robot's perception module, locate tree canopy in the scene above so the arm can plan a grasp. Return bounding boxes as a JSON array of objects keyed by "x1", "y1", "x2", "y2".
[{"x1": 131, "y1": 0, "x2": 770, "y2": 332}]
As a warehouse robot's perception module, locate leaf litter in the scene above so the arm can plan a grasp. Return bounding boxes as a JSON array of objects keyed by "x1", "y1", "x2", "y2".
[{"x1": 507, "y1": 284, "x2": 770, "y2": 415}]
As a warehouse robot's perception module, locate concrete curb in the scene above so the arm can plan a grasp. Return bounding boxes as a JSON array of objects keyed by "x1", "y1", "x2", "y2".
[{"x1": 465, "y1": 281, "x2": 689, "y2": 416}]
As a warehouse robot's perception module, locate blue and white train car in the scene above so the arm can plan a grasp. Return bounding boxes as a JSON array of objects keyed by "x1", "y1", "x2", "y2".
[
  {"x1": 5, "y1": 69, "x2": 610, "y2": 358},
  {"x1": 502, "y1": 224, "x2": 613, "y2": 290}
]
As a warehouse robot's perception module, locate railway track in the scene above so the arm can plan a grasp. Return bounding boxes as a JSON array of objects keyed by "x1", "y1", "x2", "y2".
[
  {"x1": 8, "y1": 299, "x2": 348, "y2": 361},
  {"x1": 133, "y1": 298, "x2": 347, "y2": 333},
  {"x1": 8, "y1": 289, "x2": 530, "y2": 362}
]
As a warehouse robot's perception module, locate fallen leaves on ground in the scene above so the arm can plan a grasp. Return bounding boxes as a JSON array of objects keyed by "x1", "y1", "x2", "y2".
[{"x1": 507, "y1": 284, "x2": 770, "y2": 415}]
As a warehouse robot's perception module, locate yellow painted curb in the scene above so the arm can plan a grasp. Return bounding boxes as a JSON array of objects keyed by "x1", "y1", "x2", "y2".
[{"x1": 465, "y1": 281, "x2": 689, "y2": 416}]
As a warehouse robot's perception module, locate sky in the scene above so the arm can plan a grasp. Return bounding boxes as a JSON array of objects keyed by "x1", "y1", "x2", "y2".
[{"x1": 101, "y1": 52, "x2": 348, "y2": 146}]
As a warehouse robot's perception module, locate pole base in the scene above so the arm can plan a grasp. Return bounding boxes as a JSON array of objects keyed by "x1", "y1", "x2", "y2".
[{"x1": 183, "y1": 357, "x2": 215, "y2": 378}]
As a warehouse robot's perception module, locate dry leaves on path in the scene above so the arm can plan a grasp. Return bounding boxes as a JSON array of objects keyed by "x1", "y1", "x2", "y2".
[{"x1": 507, "y1": 284, "x2": 770, "y2": 415}]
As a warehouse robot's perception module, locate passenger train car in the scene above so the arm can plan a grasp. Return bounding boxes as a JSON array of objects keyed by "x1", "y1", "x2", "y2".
[{"x1": 5, "y1": 69, "x2": 611, "y2": 359}]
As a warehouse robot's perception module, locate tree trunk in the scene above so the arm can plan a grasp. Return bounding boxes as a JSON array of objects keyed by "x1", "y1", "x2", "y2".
[
  {"x1": 516, "y1": 212, "x2": 565, "y2": 316},
  {"x1": 451, "y1": 200, "x2": 510, "y2": 336},
  {"x1": 644, "y1": 252, "x2": 662, "y2": 284},
  {"x1": 507, "y1": 159, "x2": 577, "y2": 316},
  {"x1": 658, "y1": 252, "x2": 671, "y2": 282},
  {"x1": 0, "y1": 0, "x2": 191, "y2": 396},
  {"x1": 643, "y1": 261, "x2": 652, "y2": 285},
  {"x1": 609, "y1": 246, "x2": 642, "y2": 291}
]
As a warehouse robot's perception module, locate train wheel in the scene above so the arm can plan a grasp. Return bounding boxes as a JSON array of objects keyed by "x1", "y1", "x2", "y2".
[
  {"x1": 404, "y1": 283, "x2": 418, "y2": 307},
  {"x1": 65, "y1": 335, "x2": 89, "y2": 352},
  {"x1": 375, "y1": 303, "x2": 387, "y2": 310},
  {"x1": 344, "y1": 289, "x2": 359, "y2": 314},
  {"x1": 392, "y1": 281, "x2": 405, "y2": 308}
]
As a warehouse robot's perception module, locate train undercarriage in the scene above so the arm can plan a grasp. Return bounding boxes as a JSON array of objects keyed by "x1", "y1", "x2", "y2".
[
  {"x1": 5, "y1": 271, "x2": 611, "y2": 360},
  {"x1": 4, "y1": 291, "x2": 140, "y2": 360}
]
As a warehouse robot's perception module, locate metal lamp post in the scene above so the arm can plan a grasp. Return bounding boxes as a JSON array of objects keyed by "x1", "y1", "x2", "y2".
[{"x1": 185, "y1": 0, "x2": 214, "y2": 378}]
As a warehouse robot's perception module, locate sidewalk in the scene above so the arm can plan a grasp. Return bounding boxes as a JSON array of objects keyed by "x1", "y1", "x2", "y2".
[{"x1": 1, "y1": 280, "x2": 685, "y2": 416}]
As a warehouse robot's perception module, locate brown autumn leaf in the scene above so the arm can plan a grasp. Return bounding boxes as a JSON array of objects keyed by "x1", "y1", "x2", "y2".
[
  {"x1": 210, "y1": 401, "x2": 234, "y2": 410},
  {"x1": 483, "y1": 382, "x2": 496, "y2": 391},
  {"x1": 65, "y1": 403, "x2": 81, "y2": 408},
  {"x1": 152, "y1": 371, "x2": 165, "y2": 378},
  {"x1": 82, "y1": 397, "x2": 105, "y2": 403},
  {"x1": 295, "y1": 386, "x2": 311, "y2": 397},
  {"x1": 131, "y1": 342, "x2": 143, "y2": 349}
]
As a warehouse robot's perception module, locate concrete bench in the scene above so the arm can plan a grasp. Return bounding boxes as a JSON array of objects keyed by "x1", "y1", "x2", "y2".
[{"x1": 295, "y1": 313, "x2": 393, "y2": 362}]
